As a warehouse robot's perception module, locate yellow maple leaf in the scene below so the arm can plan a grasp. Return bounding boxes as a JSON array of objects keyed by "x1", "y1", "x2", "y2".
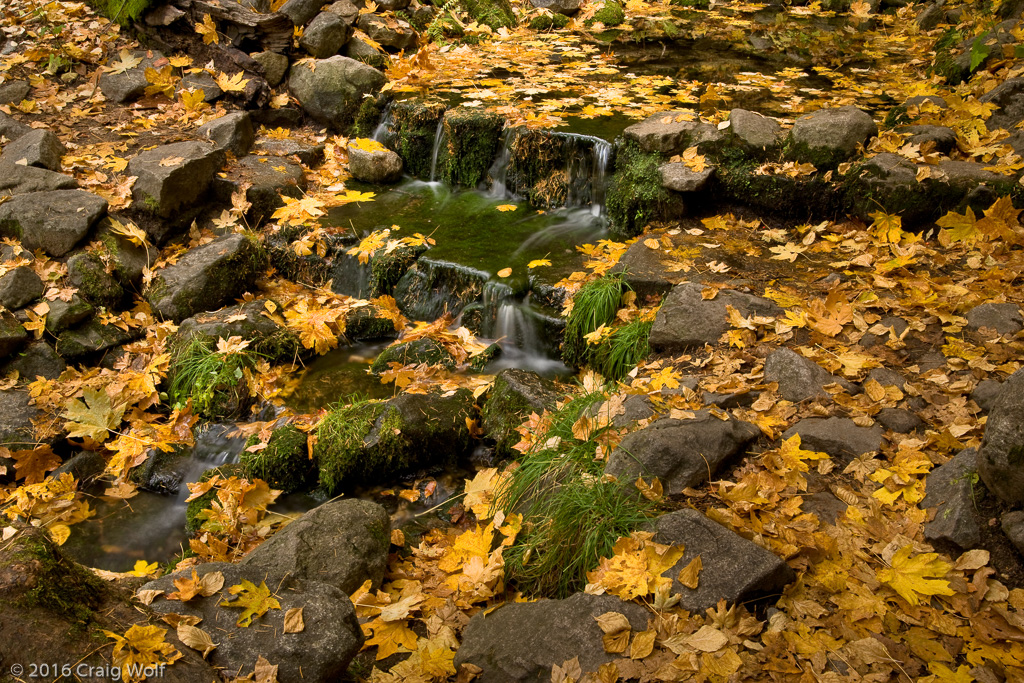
[
  {"x1": 129, "y1": 560, "x2": 158, "y2": 578},
  {"x1": 937, "y1": 207, "x2": 980, "y2": 246},
  {"x1": 179, "y1": 88, "x2": 209, "y2": 114},
  {"x1": 215, "y1": 71, "x2": 249, "y2": 93},
  {"x1": 64, "y1": 388, "x2": 126, "y2": 443},
  {"x1": 271, "y1": 195, "x2": 325, "y2": 226},
  {"x1": 527, "y1": 259, "x2": 552, "y2": 269},
  {"x1": 103, "y1": 625, "x2": 182, "y2": 681},
  {"x1": 438, "y1": 523, "x2": 494, "y2": 573},
  {"x1": 496, "y1": 204, "x2": 518, "y2": 212},
  {"x1": 350, "y1": 137, "x2": 388, "y2": 153},
  {"x1": 195, "y1": 13, "x2": 219, "y2": 44},
  {"x1": 869, "y1": 210, "x2": 904, "y2": 244},
  {"x1": 365, "y1": 619, "x2": 419, "y2": 659},
  {"x1": 876, "y1": 545, "x2": 954, "y2": 606},
  {"x1": 337, "y1": 189, "x2": 376, "y2": 204},
  {"x1": 220, "y1": 579, "x2": 281, "y2": 627}
]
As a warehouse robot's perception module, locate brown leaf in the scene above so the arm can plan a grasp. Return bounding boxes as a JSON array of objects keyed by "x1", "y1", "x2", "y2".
[
  {"x1": 177, "y1": 624, "x2": 217, "y2": 658},
  {"x1": 629, "y1": 630, "x2": 656, "y2": 659},
  {"x1": 677, "y1": 555, "x2": 703, "y2": 589},
  {"x1": 254, "y1": 655, "x2": 279, "y2": 683},
  {"x1": 685, "y1": 625, "x2": 728, "y2": 653},
  {"x1": 283, "y1": 607, "x2": 304, "y2": 634}
]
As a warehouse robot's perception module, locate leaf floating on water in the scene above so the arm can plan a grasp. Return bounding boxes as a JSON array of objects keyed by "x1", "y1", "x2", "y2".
[
  {"x1": 496, "y1": 204, "x2": 517, "y2": 212},
  {"x1": 497, "y1": 267, "x2": 513, "y2": 278},
  {"x1": 527, "y1": 259, "x2": 551, "y2": 268}
]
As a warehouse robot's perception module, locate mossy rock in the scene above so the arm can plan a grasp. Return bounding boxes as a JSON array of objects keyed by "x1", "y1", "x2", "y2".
[
  {"x1": 129, "y1": 444, "x2": 191, "y2": 494},
  {"x1": 606, "y1": 140, "x2": 669, "y2": 239},
  {"x1": 481, "y1": 368, "x2": 560, "y2": 460},
  {"x1": 468, "y1": 342, "x2": 501, "y2": 373},
  {"x1": 185, "y1": 463, "x2": 247, "y2": 534},
  {"x1": 315, "y1": 389, "x2": 475, "y2": 494},
  {"x1": 390, "y1": 100, "x2": 447, "y2": 179},
  {"x1": 462, "y1": 0, "x2": 517, "y2": 30},
  {"x1": 587, "y1": 0, "x2": 624, "y2": 26},
  {"x1": 393, "y1": 259, "x2": 488, "y2": 322},
  {"x1": 370, "y1": 242, "x2": 427, "y2": 296},
  {"x1": 242, "y1": 424, "x2": 315, "y2": 494},
  {"x1": 353, "y1": 95, "x2": 392, "y2": 139},
  {"x1": 436, "y1": 107, "x2": 505, "y2": 188},
  {"x1": 370, "y1": 337, "x2": 457, "y2": 373},
  {"x1": 67, "y1": 252, "x2": 126, "y2": 310},
  {"x1": 714, "y1": 149, "x2": 848, "y2": 221},
  {"x1": 174, "y1": 299, "x2": 301, "y2": 363},
  {"x1": 345, "y1": 306, "x2": 398, "y2": 342},
  {"x1": 8, "y1": 527, "x2": 107, "y2": 624},
  {"x1": 529, "y1": 12, "x2": 570, "y2": 29}
]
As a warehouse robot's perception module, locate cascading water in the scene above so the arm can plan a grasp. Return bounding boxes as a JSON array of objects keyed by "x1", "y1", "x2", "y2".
[
  {"x1": 565, "y1": 135, "x2": 612, "y2": 216},
  {"x1": 371, "y1": 101, "x2": 396, "y2": 146},
  {"x1": 479, "y1": 281, "x2": 568, "y2": 375},
  {"x1": 428, "y1": 118, "x2": 446, "y2": 183}
]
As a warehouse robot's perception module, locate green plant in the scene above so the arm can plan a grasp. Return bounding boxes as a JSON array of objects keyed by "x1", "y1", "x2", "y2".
[
  {"x1": 494, "y1": 388, "x2": 656, "y2": 597},
  {"x1": 606, "y1": 141, "x2": 668, "y2": 238},
  {"x1": 591, "y1": 318, "x2": 653, "y2": 381},
  {"x1": 561, "y1": 273, "x2": 626, "y2": 368},
  {"x1": 168, "y1": 336, "x2": 259, "y2": 419},
  {"x1": 87, "y1": 0, "x2": 154, "y2": 24}
]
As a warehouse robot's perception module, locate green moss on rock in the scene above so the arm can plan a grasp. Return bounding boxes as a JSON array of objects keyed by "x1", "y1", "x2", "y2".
[
  {"x1": 370, "y1": 337, "x2": 456, "y2": 373},
  {"x1": 436, "y1": 108, "x2": 505, "y2": 188},
  {"x1": 588, "y1": 0, "x2": 624, "y2": 26},
  {"x1": 391, "y1": 100, "x2": 447, "y2": 179},
  {"x1": 15, "y1": 532, "x2": 106, "y2": 624},
  {"x1": 463, "y1": 0, "x2": 517, "y2": 30},
  {"x1": 606, "y1": 140, "x2": 668, "y2": 239},
  {"x1": 529, "y1": 12, "x2": 570, "y2": 29},
  {"x1": 346, "y1": 307, "x2": 398, "y2": 341},
  {"x1": 242, "y1": 424, "x2": 315, "y2": 494},
  {"x1": 370, "y1": 243, "x2": 426, "y2": 296}
]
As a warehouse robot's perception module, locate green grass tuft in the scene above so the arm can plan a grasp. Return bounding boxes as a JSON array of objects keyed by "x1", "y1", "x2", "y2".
[
  {"x1": 561, "y1": 273, "x2": 626, "y2": 369},
  {"x1": 168, "y1": 336, "x2": 258, "y2": 419},
  {"x1": 591, "y1": 318, "x2": 652, "y2": 381}
]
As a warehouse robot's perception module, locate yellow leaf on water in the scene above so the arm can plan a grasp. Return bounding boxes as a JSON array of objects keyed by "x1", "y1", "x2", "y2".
[
  {"x1": 497, "y1": 267, "x2": 513, "y2": 278},
  {"x1": 496, "y1": 204, "x2": 518, "y2": 212},
  {"x1": 527, "y1": 259, "x2": 551, "y2": 268}
]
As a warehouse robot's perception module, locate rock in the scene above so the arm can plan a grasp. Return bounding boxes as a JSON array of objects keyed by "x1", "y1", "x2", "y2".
[
  {"x1": 127, "y1": 141, "x2": 225, "y2": 219},
  {"x1": 371, "y1": 338, "x2": 457, "y2": 373},
  {"x1": 977, "y1": 367, "x2": 1024, "y2": 504},
  {"x1": 434, "y1": 107, "x2": 505, "y2": 188},
  {"x1": 867, "y1": 366, "x2": 907, "y2": 390},
  {"x1": 280, "y1": 0, "x2": 328, "y2": 25},
  {"x1": 1001, "y1": 510, "x2": 1024, "y2": 555},
  {"x1": 143, "y1": 2, "x2": 187, "y2": 24},
  {"x1": 609, "y1": 239, "x2": 682, "y2": 300},
  {"x1": 250, "y1": 107, "x2": 305, "y2": 129},
  {"x1": 130, "y1": 446, "x2": 192, "y2": 494},
  {"x1": 301, "y1": 11, "x2": 352, "y2": 58},
  {"x1": 0, "y1": 160, "x2": 77, "y2": 196},
  {"x1": 623, "y1": 111, "x2": 724, "y2": 154},
  {"x1": 0, "y1": 310, "x2": 27, "y2": 360},
  {"x1": 876, "y1": 408, "x2": 924, "y2": 434},
  {"x1": 972, "y1": 379, "x2": 1003, "y2": 413},
  {"x1": 52, "y1": 449, "x2": 106, "y2": 483},
  {"x1": 178, "y1": 70, "x2": 223, "y2": 102},
  {"x1": 727, "y1": 108, "x2": 783, "y2": 152},
  {"x1": 861, "y1": 314, "x2": 910, "y2": 348},
  {"x1": 0, "y1": 80, "x2": 30, "y2": 105},
  {"x1": 142, "y1": 562, "x2": 362, "y2": 682},
  {"x1": 253, "y1": 137, "x2": 326, "y2": 165},
  {"x1": 0, "y1": 340, "x2": 65, "y2": 380},
  {"x1": 197, "y1": 111, "x2": 255, "y2": 156},
  {"x1": 651, "y1": 509, "x2": 795, "y2": 612},
  {"x1": 67, "y1": 252, "x2": 125, "y2": 310},
  {"x1": 763, "y1": 347, "x2": 856, "y2": 402},
  {"x1": 788, "y1": 105, "x2": 878, "y2": 166},
  {"x1": 346, "y1": 35, "x2": 388, "y2": 67},
  {"x1": 176, "y1": 299, "x2": 300, "y2": 361},
  {"x1": 241, "y1": 499, "x2": 390, "y2": 593},
  {"x1": 98, "y1": 50, "x2": 165, "y2": 103},
  {"x1": 289, "y1": 55, "x2": 387, "y2": 128},
  {"x1": 482, "y1": 368, "x2": 560, "y2": 459},
  {"x1": 240, "y1": 423, "x2": 314, "y2": 492},
  {"x1": 55, "y1": 318, "x2": 135, "y2": 360},
  {"x1": 782, "y1": 417, "x2": 884, "y2": 461},
  {"x1": 0, "y1": 189, "x2": 106, "y2": 257},
  {"x1": 217, "y1": 154, "x2": 306, "y2": 225},
  {"x1": 979, "y1": 77, "x2": 1024, "y2": 131},
  {"x1": 44, "y1": 294, "x2": 93, "y2": 334},
  {"x1": 95, "y1": 224, "x2": 161, "y2": 288},
  {"x1": 0, "y1": 111, "x2": 31, "y2": 142},
  {"x1": 326, "y1": 0, "x2": 360, "y2": 24},
  {"x1": 375, "y1": 0, "x2": 411, "y2": 9},
  {"x1": 347, "y1": 139, "x2": 403, "y2": 183},
  {"x1": 530, "y1": 0, "x2": 581, "y2": 14},
  {"x1": 0, "y1": 266, "x2": 43, "y2": 309},
  {"x1": 659, "y1": 162, "x2": 714, "y2": 192},
  {"x1": 966, "y1": 302, "x2": 1023, "y2": 335},
  {"x1": 454, "y1": 593, "x2": 649, "y2": 683},
  {"x1": 0, "y1": 129, "x2": 65, "y2": 171},
  {"x1": 356, "y1": 14, "x2": 418, "y2": 52},
  {"x1": 802, "y1": 491, "x2": 847, "y2": 525},
  {"x1": 0, "y1": 387, "x2": 39, "y2": 445},
  {"x1": 146, "y1": 234, "x2": 265, "y2": 323},
  {"x1": 921, "y1": 448, "x2": 983, "y2": 549},
  {"x1": 649, "y1": 282, "x2": 781, "y2": 353},
  {"x1": 605, "y1": 411, "x2": 760, "y2": 492},
  {"x1": 898, "y1": 124, "x2": 957, "y2": 155},
  {"x1": 916, "y1": 1, "x2": 944, "y2": 29},
  {"x1": 251, "y1": 51, "x2": 289, "y2": 86}
]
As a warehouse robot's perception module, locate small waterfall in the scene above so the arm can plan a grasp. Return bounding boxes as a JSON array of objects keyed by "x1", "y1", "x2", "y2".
[
  {"x1": 564, "y1": 134, "x2": 612, "y2": 216},
  {"x1": 485, "y1": 130, "x2": 513, "y2": 199},
  {"x1": 371, "y1": 101, "x2": 396, "y2": 146},
  {"x1": 428, "y1": 118, "x2": 447, "y2": 183},
  {"x1": 480, "y1": 280, "x2": 566, "y2": 374}
]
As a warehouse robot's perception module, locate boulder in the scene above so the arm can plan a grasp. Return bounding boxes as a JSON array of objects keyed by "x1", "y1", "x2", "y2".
[
  {"x1": 898, "y1": 124, "x2": 957, "y2": 155},
  {"x1": 55, "y1": 318, "x2": 135, "y2": 360},
  {"x1": 1001, "y1": 510, "x2": 1024, "y2": 555},
  {"x1": 217, "y1": 154, "x2": 306, "y2": 225},
  {"x1": 788, "y1": 105, "x2": 877, "y2": 166},
  {"x1": 241, "y1": 499, "x2": 390, "y2": 593},
  {"x1": 979, "y1": 77, "x2": 1024, "y2": 132},
  {"x1": 146, "y1": 234, "x2": 265, "y2": 323},
  {"x1": 659, "y1": 162, "x2": 714, "y2": 193},
  {"x1": 651, "y1": 509, "x2": 796, "y2": 612},
  {"x1": 0, "y1": 189, "x2": 106, "y2": 257},
  {"x1": 95, "y1": 224, "x2": 162, "y2": 288},
  {"x1": 289, "y1": 55, "x2": 387, "y2": 128},
  {"x1": 0, "y1": 310, "x2": 27, "y2": 361},
  {"x1": 867, "y1": 366, "x2": 908, "y2": 390},
  {"x1": 605, "y1": 411, "x2": 760, "y2": 492},
  {"x1": 0, "y1": 111, "x2": 31, "y2": 142},
  {"x1": 370, "y1": 337, "x2": 456, "y2": 373},
  {"x1": 253, "y1": 137, "x2": 326, "y2": 166},
  {"x1": 356, "y1": 14, "x2": 418, "y2": 52},
  {"x1": 921, "y1": 448, "x2": 983, "y2": 550},
  {"x1": 623, "y1": 112, "x2": 723, "y2": 155},
  {"x1": 98, "y1": 50, "x2": 165, "y2": 103},
  {"x1": 127, "y1": 141, "x2": 225, "y2": 219},
  {"x1": 972, "y1": 379, "x2": 1003, "y2": 413},
  {"x1": 240, "y1": 423, "x2": 314, "y2": 492},
  {"x1": 875, "y1": 408, "x2": 924, "y2": 434},
  {"x1": 280, "y1": 0, "x2": 327, "y2": 25},
  {"x1": 966, "y1": 302, "x2": 1023, "y2": 336},
  {"x1": 454, "y1": 593, "x2": 649, "y2": 683},
  {"x1": 482, "y1": 368, "x2": 560, "y2": 459},
  {"x1": 610, "y1": 238, "x2": 683, "y2": 300},
  {"x1": 375, "y1": 0, "x2": 411, "y2": 9},
  {"x1": 197, "y1": 111, "x2": 255, "y2": 156},
  {"x1": 0, "y1": 80, "x2": 30, "y2": 105},
  {"x1": 530, "y1": 0, "x2": 581, "y2": 14},
  {"x1": 179, "y1": 70, "x2": 223, "y2": 102},
  {"x1": 141, "y1": 562, "x2": 362, "y2": 682},
  {"x1": 0, "y1": 128, "x2": 65, "y2": 171},
  {"x1": 301, "y1": 11, "x2": 352, "y2": 58},
  {"x1": 326, "y1": 0, "x2": 360, "y2": 24},
  {"x1": 251, "y1": 51, "x2": 289, "y2": 86},
  {"x1": 0, "y1": 160, "x2": 77, "y2": 196},
  {"x1": 0, "y1": 266, "x2": 43, "y2": 310},
  {"x1": 67, "y1": 252, "x2": 125, "y2": 310},
  {"x1": 347, "y1": 140, "x2": 403, "y2": 183},
  {"x1": 782, "y1": 417, "x2": 884, "y2": 461},
  {"x1": 0, "y1": 387, "x2": 39, "y2": 446},
  {"x1": 44, "y1": 294, "x2": 93, "y2": 334},
  {"x1": 0, "y1": 340, "x2": 65, "y2": 381},
  {"x1": 727, "y1": 108, "x2": 783, "y2": 152},
  {"x1": 977, "y1": 367, "x2": 1024, "y2": 504},
  {"x1": 649, "y1": 282, "x2": 781, "y2": 353},
  {"x1": 763, "y1": 348, "x2": 856, "y2": 402},
  {"x1": 175, "y1": 299, "x2": 299, "y2": 361}
]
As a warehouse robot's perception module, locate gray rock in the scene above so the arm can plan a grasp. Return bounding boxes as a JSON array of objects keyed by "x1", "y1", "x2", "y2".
[
  {"x1": 241, "y1": 499, "x2": 390, "y2": 593},
  {"x1": 623, "y1": 111, "x2": 723, "y2": 154},
  {"x1": 127, "y1": 141, "x2": 225, "y2": 218},
  {"x1": 727, "y1": 108, "x2": 783, "y2": 151},
  {"x1": 782, "y1": 417, "x2": 884, "y2": 461},
  {"x1": 95, "y1": 222, "x2": 161, "y2": 287},
  {"x1": 253, "y1": 137, "x2": 326, "y2": 165},
  {"x1": 649, "y1": 282, "x2": 781, "y2": 353},
  {"x1": 141, "y1": 562, "x2": 362, "y2": 682},
  {"x1": 0, "y1": 111, "x2": 31, "y2": 142},
  {"x1": 966, "y1": 302, "x2": 1023, "y2": 335},
  {"x1": 44, "y1": 294, "x2": 93, "y2": 334},
  {"x1": 0, "y1": 160, "x2": 77, "y2": 196},
  {"x1": 346, "y1": 35, "x2": 386, "y2": 65},
  {"x1": 605, "y1": 411, "x2": 759, "y2": 492},
  {"x1": 659, "y1": 162, "x2": 714, "y2": 192},
  {"x1": 0, "y1": 340, "x2": 65, "y2": 380},
  {"x1": 301, "y1": 11, "x2": 352, "y2": 58},
  {"x1": 867, "y1": 366, "x2": 907, "y2": 390},
  {"x1": 898, "y1": 124, "x2": 957, "y2": 155},
  {"x1": 146, "y1": 234, "x2": 265, "y2": 323},
  {"x1": 179, "y1": 71, "x2": 222, "y2": 102},
  {"x1": 175, "y1": 299, "x2": 299, "y2": 361},
  {"x1": 916, "y1": 1, "x2": 944, "y2": 29},
  {"x1": 325, "y1": 0, "x2": 360, "y2": 24},
  {"x1": 288, "y1": 55, "x2": 387, "y2": 128},
  {"x1": 905, "y1": 95, "x2": 948, "y2": 110},
  {"x1": 143, "y1": 2, "x2": 186, "y2": 25},
  {"x1": 52, "y1": 449, "x2": 105, "y2": 483},
  {"x1": 530, "y1": 0, "x2": 581, "y2": 14},
  {"x1": 0, "y1": 266, "x2": 43, "y2": 310},
  {"x1": 651, "y1": 509, "x2": 795, "y2": 612},
  {"x1": 454, "y1": 593, "x2": 649, "y2": 683},
  {"x1": 357, "y1": 14, "x2": 418, "y2": 52},
  {"x1": 876, "y1": 408, "x2": 924, "y2": 434},
  {"x1": 98, "y1": 50, "x2": 165, "y2": 103},
  {"x1": 0, "y1": 189, "x2": 107, "y2": 257},
  {"x1": 0, "y1": 129, "x2": 65, "y2": 171},
  {"x1": 0, "y1": 310, "x2": 27, "y2": 361},
  {"x1": 788, "y1": 105, "x2": 877, "y2": 165},
  {"x1": 764, "y1": 348, "x2": 856, "y2": 402},
  {"x1": 972, "y1": 379, "x2": 1003, "y2": 413},
  {"x1": 937, "y1": 159, "x2": 1007, "y2": 187},
  {"x1": 977, "y1": 367, "x2": 1024, "y2": 504},
  {"x1": 921, "y1": 448, "x2": 983, "y2": 549},
  {"x1": 979, "y1": 77, "x2": 1024, "y2": 132},
  {"x1": 55, "y1": 318, "x2": 135, "y2": 360},
  {"x1": 802, "y1": 491, "x2": 847, "y2": 525},
  {"x1": 609, "y1": 239, "x2": 681, "y2": 300},
  {"x1": 0, "y1": 80, "x2": 30, "y2": 105},
  {"x1": 219, "y1": 154, "x2": 306, "y2": 225},
  {"x1": 197, "y1": 111, "x2": 255, "y2": 157},
  {"x1": 482, "y1": 368, "x2": 560, "y2": 459},
  {"x1": 861, "y1": 314, "x2": 910, "y2": 348},
  {"x1": 280, "y1": 0, "x2": 328, "y2": 24},
  {"x1": 67, "y1": 253, "x2": 125, "y2": 310},
  {"x1": 251, "y1": 51, "x2": 289, "y2": 87},
  {"x1": 347, "y1": 140, "x2": 403, "y2": 183},
  {"x1": 375, "y1": 0, "x2": 411, "y2": 9},
  {"x1": 1001, "y1": 510, "x2": 1024, "y2": 555},
  {"x1": 0, "y1": 387, "x2": 40, "y2": 446}
]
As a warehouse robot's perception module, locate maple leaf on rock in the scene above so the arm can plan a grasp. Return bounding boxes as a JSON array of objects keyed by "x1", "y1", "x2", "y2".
[
  {"x1": 64, "y1": 388, "x2": 126, "y2": 442},
  {"x1": 221, "y1": 579, "x2": 281, "y2": 626},
  {"x1": 195, "y1": 14, "x2": 219, "y2": 44},
  {"x1": 107, "y1": 49, "x2": 142, "y2": 75},
  {"x1": 9, "y1": 445, "x2": 61, "y2": 484},
  {"x1": 103, "y1": 625, "x2": 182, "y2": 681}
]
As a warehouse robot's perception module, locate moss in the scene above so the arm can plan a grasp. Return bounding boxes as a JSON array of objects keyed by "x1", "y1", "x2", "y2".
[
  {"x1": 882, "y1": 104, "x2": 911, "y2": 130},
  {"x1": 468, "y1": 342, "x2": 501, "y2": 373},
  {"x1": 587, "y1": 0, "x2": 625, "y2": 26},
  {"x1": 391, "y1": 100, "x2": 447, "y2": 179},
  {"x1": 783, "y1": 137, "x2": 860, "y2": 171},
  {"x1": 369, "y1": 243, "x2": 426, "y2": 295},
  {"x1": 930, "y1": 28, "x2": 966, "y2": 84},
  {"x1": 16, "y1": 534, "x2": 106, "y2": 624},
  {"x1": 436, "y1": 108, "x2": 505, "y2": 188},
  {"x1": 167, "y1": 335, "x2": 257, "y2": 420},
  {"x1": 242, "y1": 424, "x2": 315, "y2": 494},
  {"x1": 346, "y1": 307, "x2": 398, "y2": 341},
  {"x1": 68, "y1": 253, "x2": 125, "y2": 310},
  {"x1": 716, "y1": 150, "x2": 848, "y2": 220},
  {"x1": 370, "y1": 338, "x2": 456, "y2": 373},
  {"x1": 353, "y1": 95, "x2": 390, "y2": 139},
  {"x1": 462, "y1": 0, "x2": 517, "y2": 30},
  {"x1": 606, "y1": 140, "x2": 668, "y2": 239},
  {"x1": 86, "y1": 0, "x2": 154, "y2": 24},
  {"x1": 669, "y1": 0, "x2": 709, "y2": 7},
  {"x1": 529, "y1": 12, "x2": 570, "y2": 29},
  {"x1": 185, "y1": 463, "x2": 246, "y2": 534},
  {"x1": 315, "y1": 400, "x2": 389, "y2": 495}
]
